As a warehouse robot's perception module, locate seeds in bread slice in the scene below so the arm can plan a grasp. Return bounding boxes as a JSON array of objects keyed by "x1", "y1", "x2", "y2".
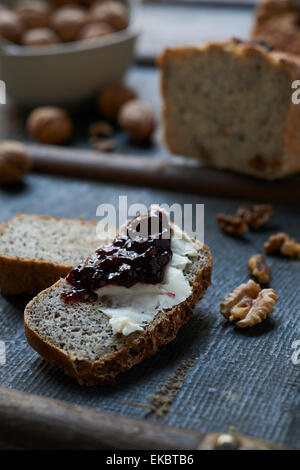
[
  {"x1": 0, "y1": 214, "x2": 113, "y2": 295},
  {"x1": 24, "y1": 235, "x2": 212, "y2": 386}
]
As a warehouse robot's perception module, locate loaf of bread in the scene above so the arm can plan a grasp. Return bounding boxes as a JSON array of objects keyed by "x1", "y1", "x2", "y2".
[
  {"x1": 0, "y1": 214, "x2": 113, "y2": 295},
  {"x1": 24, "y1": 221, "x2": 212, "y2": 385},
  {"x1": 159, "y1": 39, "x2": 300, "y2": 180},
  {"x1": 252, "y1": 0, "x2": 300, "y2": 56}
]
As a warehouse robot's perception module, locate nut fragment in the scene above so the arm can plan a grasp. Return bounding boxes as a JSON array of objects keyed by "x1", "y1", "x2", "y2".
[
  {"x1": 220, "y1": 279, "x2": 278, "y2": 328},
  {"x1": 216, "y1": 214, "x2": 248, "y2": 236},
  {"x1": 92, "y1": 139, "x2": 117, "y2": 152},
  {"x1": 22, "y1": 27, "x2": 59, "y2": 46},
  {"x1": 248, "y1": 253, "x2": 271, "y2": 284},
  {"x1": 98, "y1": 82, "x2": 136, "y2": 120},
  {"x1": 14, "y1": 0, "x2": 51, "y2": 30},
  {"x1": 0, "y1": 9, "x2": 24, "y2": 43},
  {"x1": 50, "y1": 5, "x2": 87, "y2": 42},
  {"x1": 118, "y1": 99, "x2": 156, "y2": 143},
  {"x1": 237, "y1": 205, "x2": 274, "y2": 230},
  {"x1": 264, "y1": 232, "x2": 300, "y2": 258},
  {"x1": 0, "y1": 141, "x2": 31, "y2": 184},
  {"x1": 27, "y1": 106, "x2": 73, "y2": 144},
  {"x1": 89, "y1": 120, "x2": 114, "y2": 138},
  {"x1": 89, "y1": 1, "x2": 129, "y2": 31}
]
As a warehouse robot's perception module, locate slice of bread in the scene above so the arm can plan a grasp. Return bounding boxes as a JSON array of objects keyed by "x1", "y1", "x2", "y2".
[
  {"x1": 0, "y1": 214, "x2": 113, "y2": 296},
  {"x1": 24, "y1": 233, "x2": 212, "y2": 386},
  {"x1": 159, "y1": 39, "x2": 300, "y2": 180}
]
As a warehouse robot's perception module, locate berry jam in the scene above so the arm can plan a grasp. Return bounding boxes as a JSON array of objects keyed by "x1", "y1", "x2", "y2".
[{"x1": 61, "y1": 208, "x2": 172, "y2": 303}]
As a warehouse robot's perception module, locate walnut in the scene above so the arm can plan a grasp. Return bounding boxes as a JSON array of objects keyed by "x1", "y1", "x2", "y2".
[
  {"x1": 237, "y1": 205, "x2": 274, "y2": 229},
  {"x1": 118, "y1": 99, "x2": 156, "y2": 143},
  {"x1": 97, "y1": 82, "x2": 136, "y2": 120},
  {"x1": 27, "y1": 106, "x2": 73, "y2": 144},
  {"x1": 216, "y1": 213, "x2": 248, "y2": 236},
  {"x1": 220, "y1": 280, "x2": 278, "y2": 328},
  {"x1": 89, "y1": 1, "x2": 129, "y2": 31},
  {"x1": 22, "y1": 27, "x2": 59, "y2": 46},
  {"x1": 77, "y1": 21, "x2": 114, "y2": 41},
  {"x1": 50, "y1": 5, "x2": 87, "y2": 42},
  {"x1": 0, "y1": 9, "x2": 24, "y2": 44},
  {"x1": 248, "y1": 253, "x2": 271, "y2": 284},
  {"x1": 14, "y1": 1, "x2": 51, "y2": 30},
  {"x1": 0, "y1": 141, "x2": 31, "y2": 184},
  {"x1": 89, "y1": 120, "x2": 114, "y2": 138},
  {"x1": 264, "y1": 232, "x2": 300, "y2": 258}
]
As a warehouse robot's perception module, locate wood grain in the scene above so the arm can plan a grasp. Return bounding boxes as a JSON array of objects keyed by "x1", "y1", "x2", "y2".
[
  {"x1": 0, "y1": 386, "x2": 285, "y2": 450},
  {"x1": 28, "y1": 143, "x2": 300, "y2": 204}
]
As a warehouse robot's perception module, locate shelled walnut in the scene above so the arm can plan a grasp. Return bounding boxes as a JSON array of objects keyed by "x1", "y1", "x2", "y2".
[
  {"x1": 97, "y1": 82, "x2": 136, "y2": 120},
  {"x1": 118, "y1": 99, "x2": 156, "y2": 143},
  {"x1": 27, "y1": 106, "x2": 73, "y2": 144},
  {"x1": 264, "y1": 232, "x2": 300, "y2": 258},
  {"x1": 89, "y1": 120, "x2": 114, "y2": 138},
  {"x1": 248, "y1": 254, "x2": 271, "y2": 284},
  {"x1": 0, "y1": 141, "x2": 31, "y2": 184},
  {"x1": 237, "y1": 204, "x2": 274, "y2": 230},
  {"x1": 14, "y1": 0, "x2": 51, "y2": 30},
  {"x1": 216, "y1": 213, "x2": 248, "y2": 236},
  {"x1": 220, "y1": 279, "x2": 278, "y2": 328}
]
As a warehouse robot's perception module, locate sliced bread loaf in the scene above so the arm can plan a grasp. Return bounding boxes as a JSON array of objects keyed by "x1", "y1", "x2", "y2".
[
  {"x1": 0, "y1": 214, "x2": 113, "y2": 296},
  {"x1": 24, "y1": 221, "x2": 212, "y2": 386},
  {"x1": 159, "y1": 39, "x2": 300, "y2": 180},
  {"x1": 252, "y1": 0, "x2": 300, "y2": 56}
]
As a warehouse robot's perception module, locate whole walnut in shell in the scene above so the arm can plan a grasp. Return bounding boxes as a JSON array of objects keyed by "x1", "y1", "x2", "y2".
[
  {"x1": 118, "y1": 99, "x2": 156, "y2": 143},
  {"x1": 14, "y1": 0, "x2": 51, "y2": 30},
  {"x1": 0, "y1": 141, "x2": 31, "y2": 184},
  {"x1": 50, "y1": 5, "x2": 87, "y2": 42},
  {"x1": 98, "y1": 82, "x2": 136, "y2": 120},
  {"x1": 27, "y1": 107, "x2": 73, "y2": 144},
  {"x1": 78, "y1": 21, "x2": 114, "y2": 41},
  {"x1": 89, "y1": 1, "x2": 129, "y2": 31},
  {"x1": 0, "y1": 9, "x2": 24, "y2": 44},
  {"x1": 22, "y1": 27, "x2": 59, "y2": 46}
]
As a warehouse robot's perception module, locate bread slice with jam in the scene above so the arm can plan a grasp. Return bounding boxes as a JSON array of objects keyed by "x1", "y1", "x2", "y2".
[{"x1": 24, "y1": 208, "x2": 212, "y2": 385}]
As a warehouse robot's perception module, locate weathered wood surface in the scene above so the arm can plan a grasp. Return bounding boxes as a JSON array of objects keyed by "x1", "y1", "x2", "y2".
[{"x1": 0, "y1": 386, "x2": 285, "y2": 450}]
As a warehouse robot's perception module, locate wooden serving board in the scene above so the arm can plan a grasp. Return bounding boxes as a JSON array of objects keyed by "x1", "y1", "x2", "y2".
[{"x1": 28, "y1": 143, "x2": 300, "y2": 205}]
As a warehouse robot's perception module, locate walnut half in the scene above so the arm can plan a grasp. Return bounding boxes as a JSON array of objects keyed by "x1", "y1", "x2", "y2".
[
  {"x1": 264, "y1": 232, "x2": 300, "y2": 258},
  {"x1": 248, "y1": 254, "x2": 271, "y2": 284},
  {"x1": 220, "y1": 279, "x2": 278, "y2": 328}
]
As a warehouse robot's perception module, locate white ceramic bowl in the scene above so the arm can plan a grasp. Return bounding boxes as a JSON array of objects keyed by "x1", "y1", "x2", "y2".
[{"x1": 0, "y1": 1, "x2": 138, "y2": 107}]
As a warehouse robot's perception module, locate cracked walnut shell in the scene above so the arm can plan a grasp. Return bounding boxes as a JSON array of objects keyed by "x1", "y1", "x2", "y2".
[
  {"x1": 264, "y1": 232, "x2": 300, "y2": 258},
  {"x1": 248, "y1": 254, "x2": 271, "y2": 284},
  {"x1": 220, "y1": 279, "x2": 278, "y2": 328},
  {"x1": 0, "y1": 141, "x2": 31, "y2": 184}
]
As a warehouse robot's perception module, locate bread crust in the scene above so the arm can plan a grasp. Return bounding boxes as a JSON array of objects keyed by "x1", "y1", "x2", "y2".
[
  {"x1": 24, "y1": 244, "x2": 212, "y2": 386},
  {"x1": 0, "y1": 214, "x2": 98, "y2": 295},
  {"x1": 252, "y1": 0, "x2": 300, "y2": 56},
  {"x1": 159, "y1": 39, "x2": 300, "y2": 180}
]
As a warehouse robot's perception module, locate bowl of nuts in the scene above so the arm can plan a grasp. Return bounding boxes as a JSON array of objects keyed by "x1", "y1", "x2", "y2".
[{"x1": 0, "y1": 0, "x2": 138, "y2": 106}]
